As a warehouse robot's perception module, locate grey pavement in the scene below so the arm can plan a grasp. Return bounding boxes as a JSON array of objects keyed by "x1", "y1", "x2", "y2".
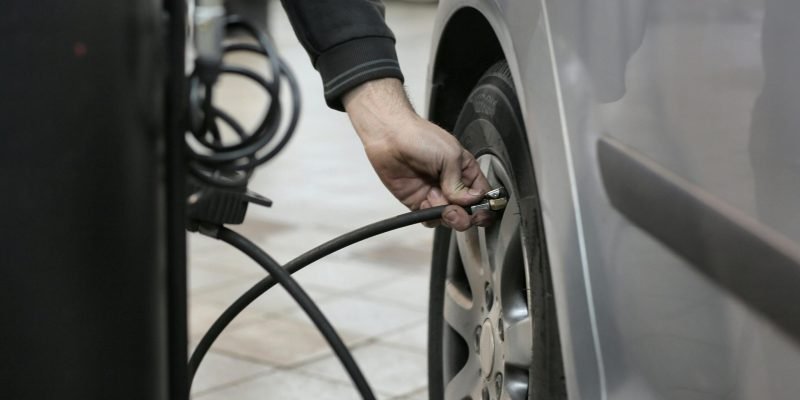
[{"x1": 189, "y1": 1, "x2": 438, "y2": 398}]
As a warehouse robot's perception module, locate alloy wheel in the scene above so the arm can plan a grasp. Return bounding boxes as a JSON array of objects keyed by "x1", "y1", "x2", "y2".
[{"x1": 442, "y1": 154, "x2": 533, "y2": 400}]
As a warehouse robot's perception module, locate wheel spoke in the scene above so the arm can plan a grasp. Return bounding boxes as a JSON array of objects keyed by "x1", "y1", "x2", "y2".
[
  {"x1": 491, "y1": 194, "x2": 522, "y2": 298},
  {"x1": 444, "y1": 281, "x2": 478, "y2": 339},
  {"x1": 479, "y1": 155, "x2": 495, "y2": 178},
  {"x1": 503, "y1": 316, "x2": 533, "y2": 367},
  {"x1": 456, "y1": 229, "x2": 487, "y2": 300},
  {"x1": 445, "y1": 356, "x2": 483, "y2": 400},
  {"x1": 501, "y1": 366, "x2": 530, "y2": 400},
  {"x1": 491, "y1": 194, "x2": 521, "y2": 272},
  {"x1": 495, "y1": 194, "x2": 529, "y2": 347},
  {"x1": 479, "y1": 226, "x2": 492, "y2": 275}
]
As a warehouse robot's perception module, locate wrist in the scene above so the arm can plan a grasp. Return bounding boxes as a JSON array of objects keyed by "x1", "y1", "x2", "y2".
[{"x1": 343, "y1": 78, "x2": 420, "y2": 144}]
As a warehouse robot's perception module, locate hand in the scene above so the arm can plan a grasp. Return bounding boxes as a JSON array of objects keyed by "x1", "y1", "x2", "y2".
[{"x1": 343, "y1": 78, "x2": 492, "y2": 231}]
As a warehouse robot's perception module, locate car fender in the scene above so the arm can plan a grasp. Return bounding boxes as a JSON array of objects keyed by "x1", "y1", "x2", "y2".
[{"x1": 428, "y1": 1, "x2": 607, "y2": 399}]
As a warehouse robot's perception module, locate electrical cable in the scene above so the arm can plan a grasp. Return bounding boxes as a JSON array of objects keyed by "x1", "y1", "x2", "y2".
[
  {"x1": 188, "y1": 206, "x2": 447, "y2": 391},
  {"x1": 211, "y1": 108, "x2": 248, "y2": 140},
  {"x1": 212, "y1": 226, "x2": 377, "y2": 400},
  {"x1": 186, "y1": 17, "x2": 300, "y2": 188}
]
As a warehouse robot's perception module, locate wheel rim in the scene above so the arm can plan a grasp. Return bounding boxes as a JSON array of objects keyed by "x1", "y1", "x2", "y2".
[{"x1": 442, "y1": 154, "x2": 533, "y2": 400}]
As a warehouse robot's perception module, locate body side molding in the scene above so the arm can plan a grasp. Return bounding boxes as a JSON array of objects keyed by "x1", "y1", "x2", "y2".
[{"x1": 598, "y1": 137, "x2": 800, "y2": 342}]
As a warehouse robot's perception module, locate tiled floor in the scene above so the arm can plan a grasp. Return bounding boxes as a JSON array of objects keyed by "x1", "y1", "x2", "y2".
[{"x1": 189, "y1": 1, "x2": 438, "y2": 398}]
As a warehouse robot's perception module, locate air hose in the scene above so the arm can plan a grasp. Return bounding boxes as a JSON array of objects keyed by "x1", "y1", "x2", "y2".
[{"x1": 189, "y1": 206, "x2": 448, "y2": 398}]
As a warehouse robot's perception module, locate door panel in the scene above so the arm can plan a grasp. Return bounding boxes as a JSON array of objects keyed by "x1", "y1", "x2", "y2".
[{"x1": 540, "y1": 0, "x2": 800, "y2": 398}]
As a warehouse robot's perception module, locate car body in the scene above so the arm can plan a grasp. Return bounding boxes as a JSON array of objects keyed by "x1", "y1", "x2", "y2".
[{"x1": 426, "y1": 1, "x2": 800, "y2": 398}]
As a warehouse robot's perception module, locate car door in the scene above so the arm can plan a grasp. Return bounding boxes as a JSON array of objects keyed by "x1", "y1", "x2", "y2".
[{"x1": 543, "y1": 0, "x2": 800, "y2": 398}]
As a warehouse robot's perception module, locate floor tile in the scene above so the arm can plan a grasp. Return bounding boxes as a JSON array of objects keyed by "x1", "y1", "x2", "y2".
[
  {"x1": 212, "y1": 315, "x2": 361, "y2": 366},
  {"x1": 285, "y1": 296, "x2": 425, "y2": 339},
  {"x1": 363, "y1": 273, "x2": 431, "y2": 311},
  {"x1": 191, "y1": 351, "x2": 273, "y2": 395},
  {"x1": 345, "y1": 228, "x2": 433, "y2": 272},
  {"x1": 190, "y1": 267, "x2": 250, "y2": 293},
  {"x1": 189, "y1": 296, "x2": 266, "y2": 342},
  {"x1": 291, "y1": 258, "x2": 405, "y2": 292},
  {"x1": 195, "y1": 370, "x2": 361, "y2": 400},
  {"x1": 195, "y1": 276, "x2": 340, "y2": 316},
  {"x1": 189, "y1": 235, "x2": 275, "y2": 277},
  {"x1": 380, "y1": 323, "x2": 428, "y2": 354},
  {"x1": 392, "y1": 388, "x2": 429, "y2": 400},
  {"x1": 300, "y1": 342, "x2": 428, "y2": 397}
]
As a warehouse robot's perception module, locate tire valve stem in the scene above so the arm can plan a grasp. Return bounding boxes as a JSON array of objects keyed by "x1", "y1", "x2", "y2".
[{"x1": 466, "y1": 187, "x2": 508, "y2": 215}]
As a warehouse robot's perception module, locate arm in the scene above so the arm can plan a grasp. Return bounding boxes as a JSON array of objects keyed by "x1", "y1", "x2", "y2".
[
  {"x1": 280, "y1": 0, "x2": 403, "y2": 110},
  {"x1": 281, "y1": 1, "x2": 490, "y2": 230}
]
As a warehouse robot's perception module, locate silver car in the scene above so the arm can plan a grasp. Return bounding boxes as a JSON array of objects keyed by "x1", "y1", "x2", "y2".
[{"x1": 424, "y1": 1, "x2": 800, "y2": 399}]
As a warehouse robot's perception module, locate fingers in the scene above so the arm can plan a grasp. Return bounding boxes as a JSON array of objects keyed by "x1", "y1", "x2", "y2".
[
  {"x1": 443, "y1": 207, "x2": 496, "y2": 231},
  {"x1": 441, "y1": 149, "x2": 492, "y2": 206},
  {"x1": 428, "y1": 144, "x2": 494, "y2": 231},
  {"x1": 421, "y1": 188, "x2": 447, "y2": 228},
  {"x1": 420, "y1": 200, "x2": 438, "y2": 228},
  {"x1": 471, "y1": 209, "x2": 494, "y2": 227},
  {"x1": 441, "y1": 205, "x2": 472, "y2": 231},
  {"x1": 421, "y1": 189, "x2": 496, "y2": 231},
  {"x1": 420, "y1": 189, "x2": 474, "y2": 231},
  {"x1": 461, "y1": 149, "x2": 492, "y2": 195},
  {"x1": 439, "y1": 150, "x2": 495, "y2": 229}
]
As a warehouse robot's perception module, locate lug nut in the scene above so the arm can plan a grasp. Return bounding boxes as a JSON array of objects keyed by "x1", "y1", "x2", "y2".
[
  {"x1": 498, "y1": 317, "x2": 504, "y2": 341},
  {"x1": 475, "y1": 325, "x2": 482, "y2": 353},
  {"x1": 484, "y1": 282, "x2": 494, "y2": 310}
]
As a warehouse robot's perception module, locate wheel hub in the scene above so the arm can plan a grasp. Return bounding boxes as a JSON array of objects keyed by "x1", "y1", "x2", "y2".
[{"x1": 479, "y1": 319, "x2": 495, "y2": 379}]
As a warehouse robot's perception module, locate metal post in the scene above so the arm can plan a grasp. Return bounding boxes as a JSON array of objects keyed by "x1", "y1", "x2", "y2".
[{"x1": 0, "y1": 1, "x2": 182, "y2": 398}]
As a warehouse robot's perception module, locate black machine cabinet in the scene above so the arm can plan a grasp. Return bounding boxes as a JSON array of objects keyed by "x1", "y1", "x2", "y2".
[{"x1": 0, "y1": 1, "x2": 187, "y2": 398}]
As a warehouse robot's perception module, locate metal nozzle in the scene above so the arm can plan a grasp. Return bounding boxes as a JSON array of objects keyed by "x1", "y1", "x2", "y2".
[{"x1": 466, "y1": 187, "x2": 508, "y2": 214}]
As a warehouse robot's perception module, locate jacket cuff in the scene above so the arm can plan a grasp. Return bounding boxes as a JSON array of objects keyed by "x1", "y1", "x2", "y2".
[{"x1": 315, "y1": 37, "x2": 405, "y2": 111}]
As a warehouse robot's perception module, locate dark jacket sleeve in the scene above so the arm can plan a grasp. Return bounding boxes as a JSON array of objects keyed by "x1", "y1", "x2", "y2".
[{"x1": 280, "y1": 0, "x2": 404, "y2": 111}]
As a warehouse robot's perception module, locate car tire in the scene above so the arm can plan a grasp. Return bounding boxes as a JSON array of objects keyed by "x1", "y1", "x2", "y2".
[{"x1": 428, "y1": 60, "x2": 566, "y2": 400}]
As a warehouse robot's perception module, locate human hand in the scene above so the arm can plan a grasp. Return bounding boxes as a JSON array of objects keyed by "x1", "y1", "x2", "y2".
[{"x1": 343, "y1": 78, "x2": 492, "y2": 231}]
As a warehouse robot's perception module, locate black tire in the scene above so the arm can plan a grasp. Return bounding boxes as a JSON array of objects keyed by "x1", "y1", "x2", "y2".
[{"x1": 428, "y1": 61, "x2": 566, "y2": 400}]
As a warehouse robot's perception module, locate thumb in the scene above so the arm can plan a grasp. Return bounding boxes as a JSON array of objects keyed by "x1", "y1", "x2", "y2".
[{"x1": 441, "y1": 149, "x2": 490, "y2": 206}]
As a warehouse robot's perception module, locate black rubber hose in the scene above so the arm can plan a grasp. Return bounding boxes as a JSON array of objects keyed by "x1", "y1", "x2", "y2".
[
  {"x1": 186, "y1": 16, "x2": 300, "y2": 188},
  {"x1": 213, "y1": 227, "x2": 377, "y2": 400},
  {"x1": 225, "y1": 16, "x2": 281, "y2": 93},
  {"x1": 189, "y1": 65, "x2": 282, "y2": 164},
  {"x1": 251, "y1": 59, "x2": 301, "y2": 167},
  {"x1": 188, "y1": 206, "x2": 447, "y2": 389},
  {"x1": 212, "y1": 107, "x2": 248, "y2": 140}
]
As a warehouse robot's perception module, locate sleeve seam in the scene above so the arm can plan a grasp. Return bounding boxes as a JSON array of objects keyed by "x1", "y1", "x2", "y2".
[
  {"x1": 313, "y1": 35, "x2": 397, "y2": 67},
  {"x1": 323, "y1": 59, "x2": 399, "y2": 89},
  {"x1": 323, "y1": 65, "x2": 403, "y2": 95}
]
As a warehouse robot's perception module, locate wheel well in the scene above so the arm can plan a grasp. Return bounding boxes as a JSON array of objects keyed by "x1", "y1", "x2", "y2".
[{"x1": 428, "y1": 7, "x2": 505, "y2": 131}]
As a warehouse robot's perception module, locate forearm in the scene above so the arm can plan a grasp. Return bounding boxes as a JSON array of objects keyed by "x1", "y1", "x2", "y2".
[{"x1": 343, "y1": 78, "x2": 419, "y2": 144}]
